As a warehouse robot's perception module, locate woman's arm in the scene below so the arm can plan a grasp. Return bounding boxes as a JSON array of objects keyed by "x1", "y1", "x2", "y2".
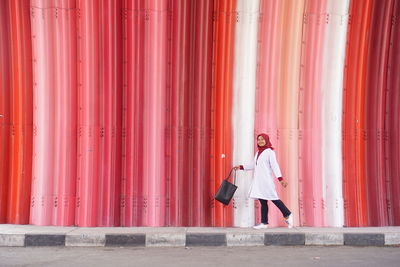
[
  {"x1": 233, "y1": 162, "x2": 255, "y2": 171},
  {"x1": 268, "y1": 150, "x2": 282, "y2": 177},
  {"x1": 268, "y1": 150, "x2": 287, "y2": 187}
]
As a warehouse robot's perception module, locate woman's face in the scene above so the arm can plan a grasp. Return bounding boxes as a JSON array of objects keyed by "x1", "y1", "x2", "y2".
[{"x1": 257, "y1": 136, "x2": 266, "y2": 147}]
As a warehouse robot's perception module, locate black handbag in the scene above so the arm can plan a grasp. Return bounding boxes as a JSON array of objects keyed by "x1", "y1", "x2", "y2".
[{"x1": 215, "y1": 168, "x2": 238, "y2": 205}]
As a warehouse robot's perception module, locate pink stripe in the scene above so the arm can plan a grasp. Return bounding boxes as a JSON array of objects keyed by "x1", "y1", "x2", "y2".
[
  {"x1": 53, "y1": 6, "x2": 77, "y2": 226},
  {"x1": 76, "y1": 0, "x2": 100, "y2": 227},
  {"x1": 121, "y1": 2, "x2": 145, "y2": 226},
  {"x1": 276, "y1": 0, "x2": 305, "y2": 228},
  {"x1": 30, "y1": 7, "x2": 57, "y2": 226},
  {"x1": 298, "y1": 0, "x2": 327, "y2": 226},
  {"x1": 97, "y1": 0, "x2": 122, "y2": 227},
  {"x1": 167, "y1": 0, "x2": 192, "y2": 226},
  {"x1": 190, "y1": 0, "x2": 213, "y2": 226},
  {"x1": 255, "y1": 0, "x2": 282, "y2": 226},
  {"x1": 142, "y1": 1, "x2": 168, "y2": 226},
  {"x1": 31, "y1": 0, "x2": 75, "y2": 9}
]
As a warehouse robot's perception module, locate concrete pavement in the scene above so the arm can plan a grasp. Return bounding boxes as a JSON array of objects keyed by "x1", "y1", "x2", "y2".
[{"x1": 2, "y1": 246, "x2": 400, "y2": 267}]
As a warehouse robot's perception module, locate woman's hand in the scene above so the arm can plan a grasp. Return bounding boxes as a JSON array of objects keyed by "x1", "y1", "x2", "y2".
[
  {"x1": 280, "y1": 180, "x2": 288, "y2": 188},
  {"x1": 233, "y1": 165, "x2": 241, "y2": 171}
]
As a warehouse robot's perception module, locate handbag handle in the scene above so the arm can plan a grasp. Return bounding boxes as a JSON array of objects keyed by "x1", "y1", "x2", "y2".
[{"x1": 225, "y1": 168, "x2": 237, "y2": 185}]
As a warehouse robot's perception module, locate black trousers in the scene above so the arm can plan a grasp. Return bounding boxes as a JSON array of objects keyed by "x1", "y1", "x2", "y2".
[{"x1": 259, "y1": 199, "x2": 291, "y2": 224}]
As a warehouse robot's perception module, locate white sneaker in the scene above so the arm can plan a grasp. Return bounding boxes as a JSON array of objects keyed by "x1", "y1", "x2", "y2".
[
  {"x1": 253, "y1": 223, "x2": 268, "y2": 230},
  {"x1": 285, "y1": 214, "x2": 293, "y2": 228}
]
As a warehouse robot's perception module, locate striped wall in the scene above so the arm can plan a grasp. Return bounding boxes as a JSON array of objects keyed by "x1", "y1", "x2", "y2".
[{"x1": 0, "y1": 0, "x2": 399, "y2": 227}]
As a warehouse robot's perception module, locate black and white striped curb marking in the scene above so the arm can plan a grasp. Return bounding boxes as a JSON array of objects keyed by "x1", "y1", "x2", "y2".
[{"x1": 0, "y1": 232, "x2": 398, "y2": 247}]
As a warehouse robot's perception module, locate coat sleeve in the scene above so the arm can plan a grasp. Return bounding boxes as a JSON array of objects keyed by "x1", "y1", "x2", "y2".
[
  {"x1": 241, "y1": 155, "x2": 255, "y2": 170},
  {"x1": 242, "y1": 162, "x2": 255, "y2": 170},
  {"x1": 268, "y1": 150, "x2": 282, "y2": 178}
]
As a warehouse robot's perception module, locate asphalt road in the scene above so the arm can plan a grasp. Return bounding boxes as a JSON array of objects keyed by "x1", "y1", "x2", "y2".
[{"x1": 1, "y1": 246, "x2": 399, "y2": 267}]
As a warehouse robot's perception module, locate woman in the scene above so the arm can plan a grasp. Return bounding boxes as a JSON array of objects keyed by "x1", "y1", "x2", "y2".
[{"x1": 234, "y1": 133, "x2": 293, "y2": 229}]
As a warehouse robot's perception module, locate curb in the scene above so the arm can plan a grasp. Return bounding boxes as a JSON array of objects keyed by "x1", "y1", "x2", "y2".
[
  {"x1": 264, "y1": 233, "x2": 305, "y2": 246},
  {"x1": 0, "y1": 231, "x2": 399, "y2": 247},
  {"x1": 65, "y1": 233, "x2": 105, "y2": 247},
  {"x1": 25, "y1": 234, "x2": 66, "y2": 247},
  {"x1": 344, "y1": 233, "x2": 385, "y2": 246}
]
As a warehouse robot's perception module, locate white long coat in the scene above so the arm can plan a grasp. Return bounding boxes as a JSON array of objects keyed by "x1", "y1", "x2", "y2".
[{"x1": 243, "y1": 148, "x2": 282, "y2": 200}]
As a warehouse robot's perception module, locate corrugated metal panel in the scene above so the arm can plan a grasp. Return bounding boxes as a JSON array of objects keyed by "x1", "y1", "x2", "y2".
[
  {"x1": 364, "y1": 0, "x2": 394, "y2": 226},
  {"x1": 321, "y1": 0, "x2": 349, "y2": 227},
  {"x1": 8, "y1": 0, "x2": 33, "y2": 225},
  {"x1": 0, "y1": 0, "x2": 11, "y2": 224},
  {"x1": 342, "y1": 0, "x2": 372, "y2": 227},
  {"x1": 209, "y1": 0, "x2": 236, "y2": 227},
  {"x1": 298, "y1": 0, "x2": 327, "y2": 227},
  {"x1": 232, "y1": 0, "x2": 259, "y2": 228},
  {"x1": 386, "y1": 0, "x2": 400, "y2": 226},
  {"x1": 0, "y1": 0, "x2": 398, "y2": 227},
  {"x1": 276, "y1": 0, "x2": 305, "y2": 228}
]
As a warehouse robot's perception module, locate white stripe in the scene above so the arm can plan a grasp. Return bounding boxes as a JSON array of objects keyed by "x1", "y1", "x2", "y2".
[
  {"x1": 321, "y1": 0, "x2": 350, "y2": 227},
  {"x1": 232, "y1": 0, "x2": 260, "y2": 227}
]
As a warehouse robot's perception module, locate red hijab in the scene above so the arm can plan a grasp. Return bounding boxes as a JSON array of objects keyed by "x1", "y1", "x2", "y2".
[{"x1": 257, "y1": 133, "x2": 273, "y2": 161}]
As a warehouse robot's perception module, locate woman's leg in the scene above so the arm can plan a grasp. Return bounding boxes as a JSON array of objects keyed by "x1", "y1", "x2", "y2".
[
  {"x1": 259, "y1": 199, "x2": 269, "y2": 224},
  {"x1": 271, "y1": 199, "x2": 291, "y2": 218}
]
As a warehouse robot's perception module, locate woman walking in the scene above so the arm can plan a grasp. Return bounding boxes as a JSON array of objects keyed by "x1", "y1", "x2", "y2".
[{"x1": 234, "y1": 133, "x2": 293, "y2": 229}]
